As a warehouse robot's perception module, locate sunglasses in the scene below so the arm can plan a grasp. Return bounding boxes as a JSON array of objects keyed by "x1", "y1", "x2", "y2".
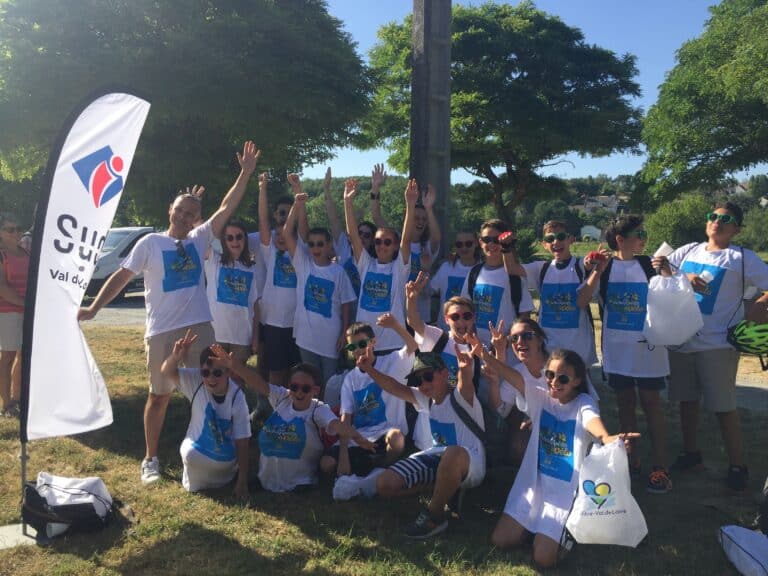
[
  {"x1": 545, "y1": 370, "x2": 571, "y2": 385},
  {"x1": 625, "y1": 229, "x2": 648, "y2": 240},
  {"x1": 374, "y1": 238, "x2": 394, "y2": 247},
  {"x1": 1, "y1": 226, "x2": 21, "y2": 233},
  {"x1": 543, "y1": 232, "x2": 568, "y2": 243},
  {"x1": 479, "y1": 235, "x2": 501, "y2": 245},
  {"x1": 289, "y1": 383, "x2": 313, "y2": 394},
  {"x1": 174, "y1": 239, "x2": 188, "y2": 259},
  {"x1": 454, "y1": 240, "x2": 474, "y2": 249},
  {"x1": 225, "y1": 233, "x2": 244, "y2": 242},
  {"x1": 509, "y1": 331, "x2": 536, "y2": 343},
  {"x1": 345, "y1": 339, "x2": 371, "y2": 352},
  {"x1": 407, "y1": 370, "x2": 435, "y2": 387},
  {"x1": 308, "y1": 241, "x2": 326, "y2": 248},
  {"x1": 201, "y1": 368, "x2": 224, "y2": 378},
  {"x1": 276, "y1": 209, "x2": 288, "y2": 217},
  {"x1": 706, "y1": 212, "x2": 738, "y2": 225},
  {"x1": 358, "y1": 230, "x2": 373, "y2": 239},
  {"x1": 447, "y1": 311, "x2": 474, "y2": 322}
]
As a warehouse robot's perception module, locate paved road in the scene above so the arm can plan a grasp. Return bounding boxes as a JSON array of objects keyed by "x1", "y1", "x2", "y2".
[{"x1": 84, "y1": 292, "x2": 146, "y2": 327}]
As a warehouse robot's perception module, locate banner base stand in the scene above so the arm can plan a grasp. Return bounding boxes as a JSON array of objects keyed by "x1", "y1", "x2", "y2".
[{"x1": 0, "y1": 523, "x2": 46, "y2": 550}]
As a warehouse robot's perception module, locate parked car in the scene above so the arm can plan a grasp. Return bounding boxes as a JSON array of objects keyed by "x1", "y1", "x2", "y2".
[{"x1": 85, "y1": 226, "x2": 154, "y2": 298}]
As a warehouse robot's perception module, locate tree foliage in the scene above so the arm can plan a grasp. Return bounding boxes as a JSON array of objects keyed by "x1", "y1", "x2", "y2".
[
  {"x1": 642, "y1": 0, "x2": 768, "y2": 201},
  {"x1": 643, "y1": 193, "x2": 710, "y2": 251},
  {"x1": 361, "y1": 1, "x2": 642, "y2": 223},
  {"x1": 0, "y1": 0, "x2": 370, "y2": 226}
]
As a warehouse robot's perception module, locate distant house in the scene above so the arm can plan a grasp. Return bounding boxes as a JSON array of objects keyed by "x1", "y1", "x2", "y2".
[{"x1": 580, "y1": 225, "x2": 602, "y2": 241}]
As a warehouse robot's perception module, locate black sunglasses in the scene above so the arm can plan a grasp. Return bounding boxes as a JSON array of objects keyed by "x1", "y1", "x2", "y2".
[
  {"x1": 480, "y1": 235, "x2": 501, "y2": 245},
  {"x1": 407, "y1": 370, "x2": 435, "y2": 387},
  {"x1": 706, "y1": 212, "x2": 738, "y2": 225},
  {"x1": 374, "y1": 238, "x2": 394, "y2": 247},
  {"x1": 276, "y1": 209, "x2": 288, "y2": 217},
  {"x1": 308, "y1": 241, "x2": 326, "y2": 248},
  {"x1": 510, "y1": 331, "x2": 536, "y2": 343},
  {"x1": 345, "y1": 339, "x2": 371, "y2": 352},
  {"x1": 543, "y1": 232, "x2": 568, "y2": 243},
  {"x1": 201, "y1": 368, "x2": 224, "y2": 378},
  {"x1": 545, "y1": 370, "x2": 571, "y2": 385},
  {"x1": 225, "y1": 233, "x2": 244, "y2": 242},
  {"x1": 289, "y1": 383, "x2": 313, "y2": 394},
  {"x1": 447, "y1": 311, "x2": 474, "y2": 322},
  {"x1": 358, "y1": 230, "x2": 373, "y2": 239},
  {"x1": 454, "y1": 240, "x2": 474, "y2": 249}
]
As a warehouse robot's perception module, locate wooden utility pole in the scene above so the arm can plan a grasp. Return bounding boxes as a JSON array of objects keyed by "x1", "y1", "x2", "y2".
[{"x1": 410, "y1": 0, "x2": 451, "y2": 248}]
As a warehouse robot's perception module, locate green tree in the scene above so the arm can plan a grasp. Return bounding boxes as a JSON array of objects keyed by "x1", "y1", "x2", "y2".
[
  {"x1": 747, "y1": 174, "x2": 768, "y2": 200},
  {"x1": 644, "y1": 193, "x2": 710, "y2": 251},
  {"x1": 361, "y1": 2, "x2": 642, "y2": 222},
  {"x1": 0, "y1": 0, "x2": 370, "y2": 225},
  {"x1": 531, "y1": 199, "x2": 580, "y2": 238},
  {"x1": 642, "y1": 0, "x2": 768, "y2": 201},
  {"x1": 738, "y1": 207, "x2": 768, "y2": 252}
]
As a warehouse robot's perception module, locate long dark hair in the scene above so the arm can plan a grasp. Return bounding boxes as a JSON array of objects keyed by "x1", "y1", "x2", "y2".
[
  {"x1": 512, "y1": 317, "x2": 548, "y2": 357},
  {"x1": 547, "y1": 348, "x2": 589, "y2": 396},
  {"x1": 220, "y1": 220, "x2": 254, "y2": 266}
]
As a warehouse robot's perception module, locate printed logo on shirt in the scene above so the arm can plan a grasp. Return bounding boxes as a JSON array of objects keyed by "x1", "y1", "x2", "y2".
[
  {"x1": 273, "y1": 250, "x2": 297, "y2": 288},
  {"x1": 473, "y1": 283, "x2": 503, "y2": 329},
  {"x1": 679, "y1": 261, "x2": 726, "y2": 315},
  {"x1": 360, "y1": 271, "x2": 393, "y2": 312},
  {"x1": 192, "y1": 403, "x2": 234, "y2": 462},
  {"x1": 352, "y1": 383, "x2": 387, "y2": 430},
  {"x1": 259, "y1": 412, "x2": 306, "y2": 460},
  {"x1": 409, "y1": 251, "x2": 422, "y2": 282},
  {"x1": 217, "y1": 267, "x2": 253, "y2": 307},
  {"x1": 162, "y1": 243, "x2": 202, "y2": 292},
  {"x1": 605, "y1": 282, "x2": 647, "y2": 332},
  {"x1": 304, "y1": 275, "x2": 335, "y2": 318},
  {"x1": 441, "y1": 352, "x2": 460, "y2": 388},
  {"x1": 446, "y1": 275, "x2": 466, "y2": 300},
  {"x1": 343, "y1": 256, "x2": 361, "y2": 296},
  {"x1": 540, "y1": 283, "x2": 580, "y2": 329},
  {"x1": 429, "y1": 418, "x2": 458, "y2": 447},
  {"x1": 538, "y1": 410, "x2": 576, "y2": 482}
]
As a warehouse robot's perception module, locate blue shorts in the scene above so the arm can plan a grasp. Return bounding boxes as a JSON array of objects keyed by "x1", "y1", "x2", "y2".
[
  {"x1": 388, "y1": 450, "x2": 443, "y2": 488},
  {"x1": 607, "y1": 373, "x2": 666, "y2": 392}
]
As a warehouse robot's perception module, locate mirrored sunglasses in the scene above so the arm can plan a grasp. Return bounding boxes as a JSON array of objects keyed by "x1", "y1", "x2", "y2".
[{"x1": 544, "y1": 370, "x2": 571, "y2": 385}]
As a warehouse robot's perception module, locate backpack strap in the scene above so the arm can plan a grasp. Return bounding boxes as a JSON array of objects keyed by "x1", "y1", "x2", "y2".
[
  {"x1": 538, "y1": 259, "x2": 552, "y2": 289},
  {"x1": 509, "y1": 274, "x2": 522, "y2": 317},
  {"x1": 449, "y1": 389, "x2": 486, "y2": 444},
  {"x1": 467, "y1": 262, "x2": 483, "y2": 297},
  {"x1": 190, "y1": 382, "x2": 205, "y2": 406},
  {"x1": 636, "y1": 254, "x2": 657, "y2": 281},
  {"x1": 432, "y1": 330, "x2": 450, "y2": 354}
]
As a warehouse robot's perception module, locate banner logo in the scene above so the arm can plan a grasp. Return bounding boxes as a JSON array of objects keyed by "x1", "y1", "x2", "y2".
[{"x1": 72, "y1": 146, "x2": 125, "y2": 208}]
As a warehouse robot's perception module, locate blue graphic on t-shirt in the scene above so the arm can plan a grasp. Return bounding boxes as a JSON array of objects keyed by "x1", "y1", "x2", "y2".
[
  {"x1": 473, "y1": 283, "x2": 503, "y2": 328},
  {"x1": 429, "y1": 418, "x2": 458, "y2": 447},
  {"x1": 352, "y1": 383, "x2": 387, "y2": 430},
  {"x1": 441, "y1": 352, "x2": 460, "y2": 388},
  {"x1": 305, "y1": 275, "x2": 335, "y2": 318},
  {"x1": 605, "y1": 282, "x2": 647, "y2": 332},
  {"x1": 680, "y1": 261, "x2": 726, "y2": 315},
  {"x1": 162, "y1": 243, "x2": 202, "y2": 292},
  {"x1": 259, "y1": 412, "x2": 306, "y2": 459},
  {"x1": 360, "y1": 271, "x2": 393, "y2": 312},
  {"x1": 217, "y1": 267, "x2": 253, "y2": 307},
  {"x1": 540, "y1": 282, "x2": 580, "y2": 329},
  {"x1": 446, "y1": 275, "x2": 466, "y2": 300},
  {"x1": 409, "y1": 251, "x2": 422, "y2": 282},
  {"x1": 343, "y1": 257, "x2": 361, "y2": 296},
  {"x1": 192, "y1": 403, "x2": 234, "y2": 462},
  {"x1": 273, "y1": 251, "x2": 297, "y2": 288},
  {"x1": 538, "y1": 410, "x2": 575, "y2": 482}
]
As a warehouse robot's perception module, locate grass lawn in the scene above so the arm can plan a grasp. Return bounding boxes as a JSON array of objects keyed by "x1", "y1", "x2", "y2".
[{"x1": 1, "y1": 324, "x2": 766, "y2": 575}]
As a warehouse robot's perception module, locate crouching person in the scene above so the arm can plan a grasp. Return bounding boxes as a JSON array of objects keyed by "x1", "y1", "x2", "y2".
[
  {"x1": 333, "y1": 349, "x2": 485, "y2": 539},
  {"x1": 160, "y1": 331, "x2": 251, "y2": 498}
]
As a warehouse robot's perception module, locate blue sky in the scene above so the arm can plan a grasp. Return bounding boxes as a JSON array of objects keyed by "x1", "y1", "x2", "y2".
[{"x1": 303, "y1": 0, "x2": 732, "y2": 183}]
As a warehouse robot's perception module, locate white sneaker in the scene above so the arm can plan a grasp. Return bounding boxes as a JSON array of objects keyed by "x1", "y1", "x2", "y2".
[
  {"x1": 332, "y1": 475, "x2": 362, "y2": 501},
  {"x1": 140, "y1": 457, "x2": 161, "y2": 485}
]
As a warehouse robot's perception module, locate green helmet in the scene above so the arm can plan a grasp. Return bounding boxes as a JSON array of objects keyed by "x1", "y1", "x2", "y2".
[{"x1": 727, "y1": 321, "x2": 768, "y2": 355}]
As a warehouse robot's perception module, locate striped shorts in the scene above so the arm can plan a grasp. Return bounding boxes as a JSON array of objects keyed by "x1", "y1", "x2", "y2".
[{"x1": 388, "y1": 450, "x2": 444, "y2": 488}]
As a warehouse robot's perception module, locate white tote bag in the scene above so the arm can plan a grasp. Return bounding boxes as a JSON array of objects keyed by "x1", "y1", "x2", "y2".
[
  {"x1": 565, "y1": 440, "x2": 648, "y2": 547},
  {"x1": 643, "y1": 272, "x2": 703, "y2": 346}
]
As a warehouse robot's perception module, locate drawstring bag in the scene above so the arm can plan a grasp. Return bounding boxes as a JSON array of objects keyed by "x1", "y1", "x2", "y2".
[
  {"x1": 643, "y1": 273, "x2": 703, "y2": 346},
  {"x1": 565, "y1": 440, "x2": 648, "y2": 547},
  {"x1": 719, "y1": 525, "x2": 768, "y2": 576}
]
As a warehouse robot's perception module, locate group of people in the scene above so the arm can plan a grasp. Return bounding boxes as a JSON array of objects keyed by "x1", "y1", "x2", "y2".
[{"x1": 66, "y1": 143, "x2": 768, "y2": 568}]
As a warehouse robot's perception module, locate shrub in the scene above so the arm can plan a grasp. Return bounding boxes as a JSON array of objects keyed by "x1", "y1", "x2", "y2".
[{"x1": 644, "y1": 193, "x2": 709, "y2": 252}]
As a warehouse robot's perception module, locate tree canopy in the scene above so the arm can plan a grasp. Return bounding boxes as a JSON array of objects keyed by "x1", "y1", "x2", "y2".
[
  {"x1": 0, "y1": 0, "x2": 370, "y2": 224},
  {"x1": 642, "y1": 0, "x2": 768, "y2": 202},
  {"x1": 361, "y1": 1, "x2": 642, "y2": 223}
]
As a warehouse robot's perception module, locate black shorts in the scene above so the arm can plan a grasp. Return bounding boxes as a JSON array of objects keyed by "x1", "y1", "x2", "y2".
[
  {"x1": 262, "y1": 324, "x2": 299, "y2": 371},
  {"x1": 607, "y1": 373, "x2": 666, "y2": 392},
  {"x1": 324, "y1": 435, "x2": 388, "y2": 476}
]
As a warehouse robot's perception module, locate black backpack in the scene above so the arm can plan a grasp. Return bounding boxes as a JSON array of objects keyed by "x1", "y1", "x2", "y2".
[{"x1": 466, "y1": 263, "x2": 523, "y2": 316}]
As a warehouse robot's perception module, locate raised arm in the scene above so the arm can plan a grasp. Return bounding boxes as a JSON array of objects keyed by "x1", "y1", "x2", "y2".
[
  {"x1": 501, "y1": 231, "x2": 526, "y2": 277},
  {"x1": 405, "y1": 271, "x2": 430, "y2": 336},
  {"x1": 400, "y1": 179, "x2": 418, "y2": 264},
  {"x1": 209, "y1": 344, "x2": 270, "y2": 397},
  {"x1": 355, "y1": 344, "x2": 416, "y2": 404},
  {"x1": 377, "y1": 312, "x2": 418, "y2": 355},
  {"x1": 422, "y1": 184, "x2": 441, "y2": 255},
  {"x1": 209, "y1": 141, "x2": 260, "y2": 237},
  {"x1": 370, "y1": 163, "x2": 390, "y2": 228},
  {"x1": 343, "y1": 178, "x2": 363, "y2": 261},
  {"x1": 282, "y1": 174, "x2": 307, "y2": 258},
  {"x1": 287, "y1": 173, "x2": 309, "y2": 242},
  {"x1": 159, "y1": 329, "x2": 198, "y2": 385},
  {"x1": 577, "y1": 246, "x2": 611, "y2": 309},
  {"x1": 465, "y1": 332, "x2": 525, "y2": 396},
  {"x1": 454, "y1": 343, "x2": 477, "y2": 405},
  {"x1": 323, "y1": 167, "x2": 343, "y2": 241},
  {"x1": 258, "y1": 172, "x2": 271, "y2": 246}
]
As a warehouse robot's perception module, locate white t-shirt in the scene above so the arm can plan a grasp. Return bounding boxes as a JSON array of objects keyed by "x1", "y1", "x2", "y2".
[
  {"x1": 355, "y1": 249, "x2": 411, "y2": 351},
  {"x1": 340, "y1": 346, "x2": 414, "y2": 444},
  {"x1": 411, "y1": 386, "x2": 486, "y2": 488},
  {"x1": 292, "y1": 246, "x2": 356, "y2": 358},
  {"x1": 414, "y1": 324, "x2": 471, "y2": 388},
  {"x1": 431, "y1": 260, "x2": 475, "y2": 330},
  {"x1": 122, "y1": 221, "x2": 214, "y2": 338},
  {"x1": 334, "y1": 233, "x2": 361, "y2": 298},
  {"x1": 670, "y1": 242, "x2": 768, "y2": 351},
  {"x1": 497, "y1": 364, "x2": 546, "y2": 417},
  {"x1": 177, "y1": 368, "x2": 251, "y2": 479},
  {"x1": 523, "y1": 258, "x2": 597, "y2": 366},
  {"x1": 259, "y1": 241, "x2": 298, "y2": 328},
  {"x1": 409, "y1": 242, "x2": 438, "y2": 322},
  {"x1": 460, "y1": 264, "x2": 535, "y2": 346},
  {"x1": 247, "y1": 231, "x2": 268, "y2": 297},
  {"x1": 204, "y1": 252, "x2": 260, "y2": 346},
  {"x1": 600, "y1": 259, "x2": 669, "y2": 377},
  {"x1": 258, "y1": 384, "x2": 338, "y2": 493},
  {"x1": 504, "y1": 380, "x2": 599, "y2": 542}
]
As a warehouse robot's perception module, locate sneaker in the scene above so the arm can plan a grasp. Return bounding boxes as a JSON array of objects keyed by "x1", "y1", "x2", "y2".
[
  {"x1": 647, "y1": 467, "x2": 672, "y2": 494},
  {"x1": 140, "y1": 457, "x2": 161, "y2": 485},
  {"x1": 446, "y1": 488, "x2": 466, "y2": 518},
  {"x1": 672, "y1": 450, "x2": 704, "y2": 471},
  {"x1": 332, "y1": 475, "x2": 363, "y2": 501},
  {"x1": 1, "y1": 401, "x2": 20, "y2": 418},
  {"x1": 727, "y1": 465, "x2": 749, "y2": 492},
  {"x1": 404, "y1": 510, "x2": 448, "y2": 539}
]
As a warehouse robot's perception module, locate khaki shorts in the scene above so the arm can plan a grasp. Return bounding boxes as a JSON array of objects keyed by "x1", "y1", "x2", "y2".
[
  {"x1": 0, "y1": 312, "x2": 23, "y2": 351},
  {"x1": 668, "y1": 348, "x2": 740, "y2": 412},
  {"x1": 145, "y1": 323, "x2": 215, "y2": 395}
]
